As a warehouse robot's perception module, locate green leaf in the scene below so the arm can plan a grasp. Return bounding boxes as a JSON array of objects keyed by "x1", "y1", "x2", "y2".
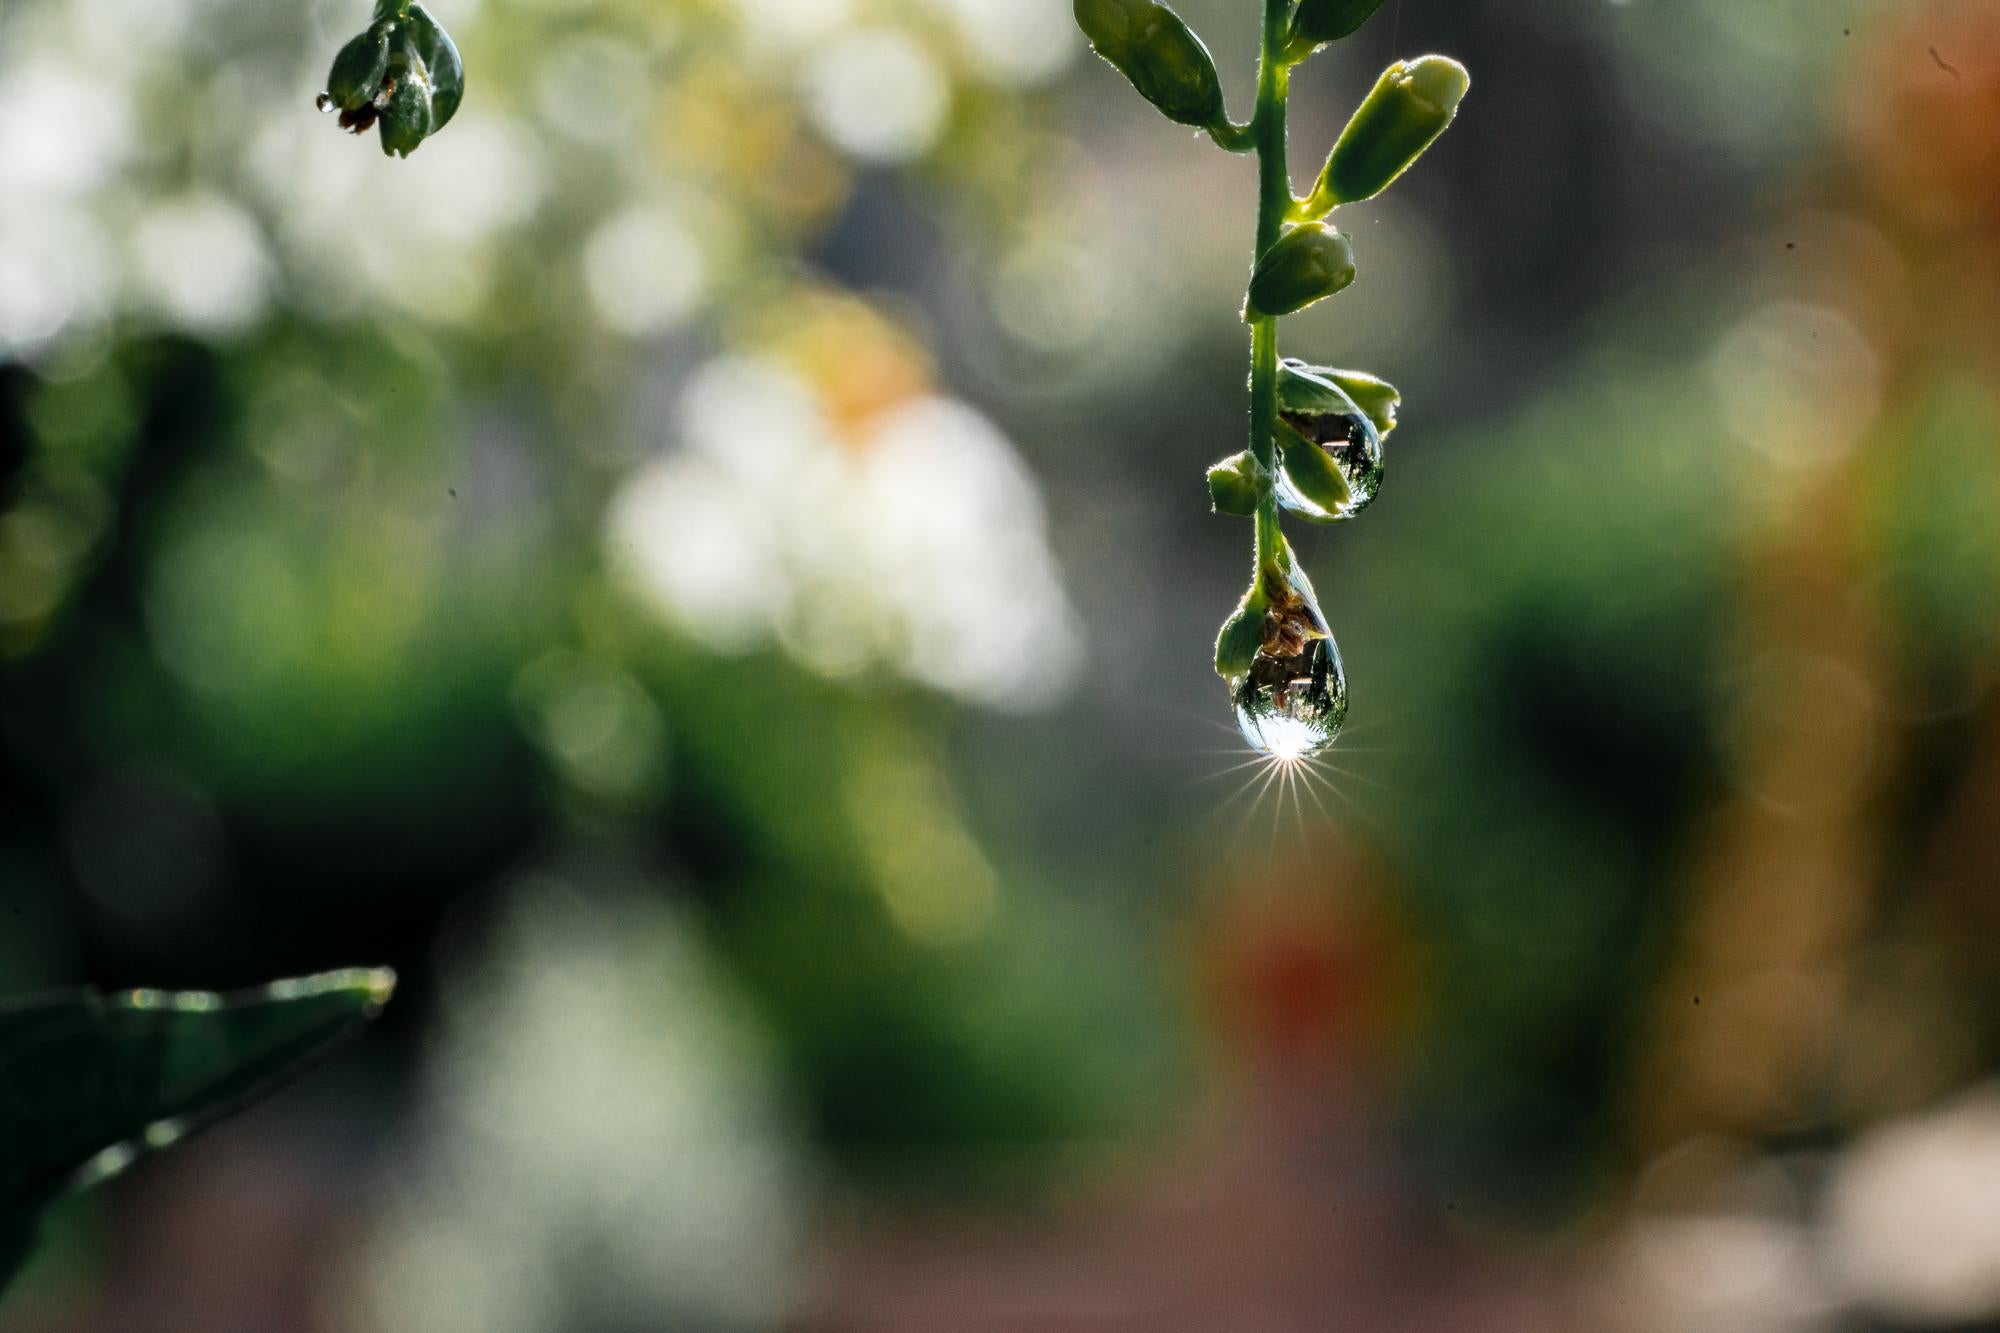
[
  {"x1": 324, "y1": 27, "x2": 393, "y2": 113},
  {"x1": 1207, "y1": 450, "x2": 1264, "y2": 516},
  {"x1": 405, "y1": 4, "x2": 465, "y2": 132},
  {"x1": 1276, "y1": 419, "x2": 1355, "y2": 521},
  {"x1": 1215, "y1": 598, "x2": 1266, "y2": 679},
  {"x1": 0, "y1": 968, "x2": 395, "y2": 1296}
]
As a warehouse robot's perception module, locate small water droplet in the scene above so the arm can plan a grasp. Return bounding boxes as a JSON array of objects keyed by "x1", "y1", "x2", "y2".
[
  {"x1": 1276, "y1": 406, "x2": 1384, "y2": 522},
  {"x1": 316, "y1": 92, "x2": 336, "y2": 113},
  {"x1": 1230, "y1": 580, "x2": 1346, "y2": 761}
]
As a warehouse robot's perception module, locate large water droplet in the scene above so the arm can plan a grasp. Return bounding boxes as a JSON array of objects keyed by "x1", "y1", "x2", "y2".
[
  {"x1": 1234, "y1": 635, "x2": 1347, "y2": 759},
  {"x1": 316, "y1": 92, "x2": 336, "y2": 113},
  {"x1": 1230, "y1": 576, "x2": 1348, "y2": 760},
  {"x1": 1275, "y1": 405, "x2": 1383, "y2": 522}
]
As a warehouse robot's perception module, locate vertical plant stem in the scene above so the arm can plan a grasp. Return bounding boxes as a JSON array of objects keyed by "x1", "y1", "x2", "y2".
[{"x1": 1248, "y1": 0, "x2": 1292, "y2": 577}]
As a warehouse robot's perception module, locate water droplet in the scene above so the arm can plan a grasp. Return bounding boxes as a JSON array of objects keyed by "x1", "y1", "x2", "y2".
[
  {"x1": 1229, "y1": 581, "x2": 1347, "y2": 760},
  {"x1": 316, "y1": 92, "x2": 336, "y2": 113},
  {"x1": 1234, "y1": 636, "x2": 1347, "y2": 760},
  {"x1": 1275, "y1": 405, "x2": 1383, "y2": 522}
]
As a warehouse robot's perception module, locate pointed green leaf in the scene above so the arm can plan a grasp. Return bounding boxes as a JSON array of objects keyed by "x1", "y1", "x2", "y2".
[
  {"x1": 0, "y1": 968, "x2": 395, "y2": 1296},
  {"x1": 1276, "y1": 420, "x2": 1355, "y2": 522}
]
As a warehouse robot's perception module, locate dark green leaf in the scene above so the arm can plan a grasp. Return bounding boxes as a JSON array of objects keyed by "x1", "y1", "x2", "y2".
[
  {"x1": 405, "y1": 4, "x2": 465, "y2": 132},
  {"x1": 0, "y1": 969, "x2": 395, "y2": 1297}
]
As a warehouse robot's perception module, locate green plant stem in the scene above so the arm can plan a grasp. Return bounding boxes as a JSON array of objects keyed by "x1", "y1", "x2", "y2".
[{"x1": 1247, "y1": 0, "x2": 1292, "y2": 578}]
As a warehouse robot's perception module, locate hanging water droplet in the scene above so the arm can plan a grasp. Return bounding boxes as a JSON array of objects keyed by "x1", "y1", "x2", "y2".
[
  {"x1": 1272, "y1": 360, "x2": 1387, "y2": 523},
  {"x1": 316, "y1": 92, "x2": 336, "y2": 113},
  {"x1": 1228, "y1": 578, "x2": 1347, "y2": 760},
  {"x1": 1234, "y1": 636, "x2": 1348, "y2": 759}
]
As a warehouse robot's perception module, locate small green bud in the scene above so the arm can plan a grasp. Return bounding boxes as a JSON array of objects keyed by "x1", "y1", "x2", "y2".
[
  {"x1": 1245, "y1": 223, "x2": 1356, "y2": 319},
  {"x1": 1215, "y1": 599, "x2": 1266, "y2": 679},
  {"x1": 1313, "y1": 56, "x2": 1469, "y2": 207},
  {"x1": 317, "y1": 4, "x2": 463, "y2": 157},
  {"x1": 1074, "y1": 0, "x2": 1226, "y2": 129},
  {"x1": 324, "y1": 27, "x2": 392, "y2": 112},
  {"x1": 1289, "y1": 0, "x2": 1390, "y2": 48},
  {"x1": 1279, "y1": 359, "x2": 1399, "y2": 437},
  {"x1": 1207, "y1": 450, "x2": 1265, "y2": 516}
]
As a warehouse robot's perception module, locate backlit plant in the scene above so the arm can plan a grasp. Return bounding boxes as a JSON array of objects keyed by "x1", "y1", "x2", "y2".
[{"x1": 1074, "y1": 0, "x2": 1467, "y2": 761}]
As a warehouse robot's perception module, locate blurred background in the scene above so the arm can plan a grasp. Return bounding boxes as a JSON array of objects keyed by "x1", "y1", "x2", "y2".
[{"x1": 5, "y1": 0, "x2": 2000, "y2": 1327}]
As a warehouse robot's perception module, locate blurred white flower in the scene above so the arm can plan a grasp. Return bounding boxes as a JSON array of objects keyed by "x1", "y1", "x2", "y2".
[
  {"x1": 582, "y1": 206, "x2": 708, "y2": 336},
  {"x1": 607, "y1": 355, "x2": 1082, "y2": 711},
  {"x1": 0, "y1": 59, "x2": 132, "y2": 199},
  {"x1": 931, "y1": 0, "x2": 1075, "y2": 86},
  {"x1": 130, "y1": 195, "x2": 273, "y2": 337},
  {"x1": 0, "y1": 206, "x2": 116, "y2": 356},
  {"x1": 729, "y1": 0, "x2": 855, "y2": 56},
  {"x1": 1826, "y1": 1084, "x2": 2000, "y2": 1324},
  {"x1": 1711, "y1": 301, "x2": 1882, "y2": 471},
  {"x1": 1616, "y1": 1212, "x2": 1834, "y2": 1333},
  {"x1": 348, "y1": 882, "x2": 804, "y2": 1333},
  {"x1": 805, "y1": 27, "x2": 949, "y2": 164}
]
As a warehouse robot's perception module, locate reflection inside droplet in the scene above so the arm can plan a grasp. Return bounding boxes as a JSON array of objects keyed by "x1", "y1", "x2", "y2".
[
  {"x1": 1231, "y1": 572, "x2": 1348, "y2": 761},
  {"x1": 1234, "y1": 636, "x2": 1347, "y2": 760},
  {"x1": 1275, "y1": 405, "x2": 1384, "y2": 522}
]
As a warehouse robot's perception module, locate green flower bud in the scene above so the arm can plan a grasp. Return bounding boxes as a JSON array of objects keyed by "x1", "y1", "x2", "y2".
[
  {"x1": 317, "y1": 3, "x2": 463, "y2": 157},
  {"x1": 1207, "y1": 450, "x2": 1265, "y2": 516},
  {"x1": 1245, "y1": 223, "x2": 1356, "y2": 319},
  {"x1": 1279, "y1": 359, "x2": 1399, "y2": 437},
  {"x1": 1289, "y1": 0, "x2": 1389, "y2": 49},
  {"x1": 1313, "y1": 56, "x2": 1469, "y2": 207},
  {"x1": 1074, "y1": 0, "x2": 1226, "y2": 129}
]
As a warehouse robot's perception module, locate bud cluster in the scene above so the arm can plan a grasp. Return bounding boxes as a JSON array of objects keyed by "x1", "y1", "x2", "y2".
[{"x1": 318, "y1": 0, "x2": 465, "y2": 158}]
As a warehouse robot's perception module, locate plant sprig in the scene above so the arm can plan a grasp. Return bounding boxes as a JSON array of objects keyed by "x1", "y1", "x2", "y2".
[
  {"x1": 317, "y1": 0, "x2": 465, "y2": 157},
  {"x1": 1074, "y1": 0, "x2": 1467, "y2": 760}
]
